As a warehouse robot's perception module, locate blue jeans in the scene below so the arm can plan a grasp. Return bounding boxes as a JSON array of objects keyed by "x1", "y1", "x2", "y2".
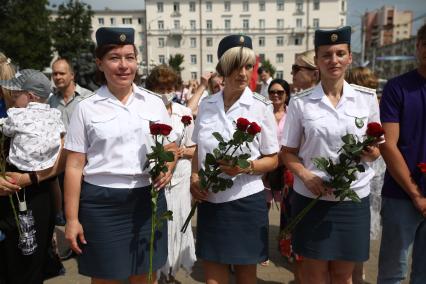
[{"x1": 377, "y1": 197, "x2": 426, "y2": 284}]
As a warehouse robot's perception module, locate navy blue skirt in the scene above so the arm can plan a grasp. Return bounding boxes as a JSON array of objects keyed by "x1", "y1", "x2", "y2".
[
  {"x1": 196, "y1": 190, "x2": 268, "y2": 265},
  {"x1": 77, "y1": 182, "x2": 168, "y2": 280},
  {"x1": 291, "y1": 192, "x2": 370, "y2": 262}
]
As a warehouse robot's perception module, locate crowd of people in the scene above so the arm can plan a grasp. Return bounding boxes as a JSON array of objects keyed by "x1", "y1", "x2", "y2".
[{"x1": 0, "y1": 22, "x2": 425, "y2": 284}]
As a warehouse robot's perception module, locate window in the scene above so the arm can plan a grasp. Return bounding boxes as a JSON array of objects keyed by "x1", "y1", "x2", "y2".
[
  {"x1": 259, "y1": 53, "x2": 265, "y2": 62},
  {"x1": 296, "y1": 18, "x2": 302, "y2": 28},
  {"x1": 277, "y1": 36, "x2": 284, "y2": 46},
  {"x1": 158, "y1": 38, "x2": 165, "y2": 47},
  {"x1": 98, "y1": 18, "x2": 104, "y2": 25},
  {"x1": 207, "y1": 54, "x2": 213, "y2": 63},
  {"x1": 276, "y1": 53, "x2": 284, "y2": 63},
  {"x1": 206, "y1": 37, "x2": 213, "y2": 47},
  {"x1": 243, "y1": 19, "x2": 249, "y2": 30},
  {"x1": 313, "y1": 0, "x2": 320, "y2": 10},
  {"x1": 191, "y1": 55, "x2": 197, "y2": 64},
  {"x1": 159, "y1": 55, "x2": 165, "y2": 64},
  {"x1": 158, "y1": 20, "x2": 164, "y2": 30},
  {"x1": 206, "y1": 20, "x2": 212, "y2": 30},
  {"x1": 122, "y1": 18, "x2": 132, "y2": 25},
  {"x1": 157, "y1": 2, "x2": 163, "y2": 12},
  {"x1": 277, "y1": 0, "x2": 284, "y2": 11},
  {"x1": 173, "y1": 2, "x2": 180, "y2": 12},
  {"x1": 259, "y1": 37, "x2": 265, "y2": 47},
  {"x1": 224, "y1": 19, "x2": 231, "y2": 31},
  {"x1": 191, "y1": 72, "x2": 197, "y2": 79},
  {"x1": 294, "y1": 36, "x2": 303, "y2": 45},
  {"x1": 138, "y1": 17, "x2": 143, "y2": 25},
  {"x1": 296, "y1": 1, "x2": 303, "y2": 13},
  {"x1": 190, "y1": 37, "x2": 197, "y2": 48},
  {"x1": 173, "y1": 38, "x2": 181, "y2": 48},
  {"x1": 277, "y1": 19, "x2": 284, "y2": 29},
  {"x1": 340, "y1": 18, "x2": 344, "y2": 26},
  {"x1": 224, "y1": 1, "x2": 231, "y2": 11},
  {"x1": 110, "y1": 17, "x2": 116, "y2": 25},
  {"x1": 243, "y1": 1, "x2": 249, "y2": 11},
  {"x1": 313, "y1": 18, "x2": 319, "y2": 29},
  {"x1": 174, "y1": 20, "x2": 180, "y2": 29},
  {"x1": 341, "y1": 0, "x2": 345, "y2": 12},
  {"x1": 189, "y1": 1, "x2": 196, "y2": 11},
  {"x1": 259, "y1": 19, "x2": 265, "y2": 29},
  {"x1": 190, "y1": 20, "x2": 196, "y2": 30},
  {"x1": 259, "y1": 1, "x2": 265, "y2": 11},
  {"x1": 206, "y1": 1, "x2": 212, "y2": 12},
  {"x1": 139, "y1": 45, "x2": 144, "y2": 53},
  {"x1": 276, "y1": 71, "x2": 283, "y2": 79}
]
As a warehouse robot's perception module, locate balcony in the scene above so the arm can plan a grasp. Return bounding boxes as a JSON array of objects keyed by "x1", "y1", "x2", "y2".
[
  {"x1": 170, "y1": 11, "x2": 181, "y2": 17},
  {"x1": 293, "y1": 9, "x2": 304, "y2": 15},
  {"x1": 292, "y1": 27, "x2": 305, "y2": 34},
  {"x1": 168, "y1": 27, "x2": 183, "y2": 37}
]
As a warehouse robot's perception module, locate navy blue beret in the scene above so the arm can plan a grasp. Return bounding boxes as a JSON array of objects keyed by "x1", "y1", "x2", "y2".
[
  {"x1": 96, "y1": 27, "x2": 135, "y2": 47},
  {"x1": 217, "y1": 35, "x2": 252, "y2": 59},
  {"x1": 314, "y1": 26, "x2": 351, "y2": 47}
]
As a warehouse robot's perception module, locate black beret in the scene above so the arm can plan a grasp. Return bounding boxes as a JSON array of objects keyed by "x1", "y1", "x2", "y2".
[
  {"x1": 314, "y1": 26, "x2": 351, "y2": 48},
  {"x1": 217, "y1": 35, "x2": 252, "y2": 59},
  {"x1": 96, "y1": 27, "x2": 135, "y2": 47}
]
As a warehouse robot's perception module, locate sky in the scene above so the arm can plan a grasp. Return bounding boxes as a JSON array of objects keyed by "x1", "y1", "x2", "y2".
[{"x1": 49, "y1": 0, "x2": 426, "y2": 52}]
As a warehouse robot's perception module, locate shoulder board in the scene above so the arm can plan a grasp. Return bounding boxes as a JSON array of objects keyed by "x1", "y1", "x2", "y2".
[
  {"x1": 252, "y1": 92, "x2": 272, "y2": 105},
  {"x1": 350, "y1": 84, "x2": 376, "y2": 95},
  {"x1": 292, "y1": 87, "x2": 314, "y2": 99},
  {"x1": 137, "y1": 86, "x2": 162, "y2": 99}
]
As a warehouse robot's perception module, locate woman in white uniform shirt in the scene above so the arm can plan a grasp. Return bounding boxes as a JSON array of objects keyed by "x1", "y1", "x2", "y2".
[
  {"x1": 64, "y1": 27, "x2": 177, "y2": 284},
  {"x1": 191, "y1": 35, "x2": 279, "y2": 284},
  {"x1": 281, "y1": 26, "x2": 381, "y2": 283}
]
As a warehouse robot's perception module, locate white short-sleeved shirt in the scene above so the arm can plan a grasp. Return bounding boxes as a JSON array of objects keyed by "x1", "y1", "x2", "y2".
[
  {"x1": 192, "y1": 87, "x2": 279, "y2": 203},
  {"x1": 170, "y1": 102, "x2": 195, "y2": 186},
  {"x1": 64, "y1": 84, "x2": 177, "y2": 189},
  {"x1": 281, "y1": 81, "x2": 380, "y2": 201}
]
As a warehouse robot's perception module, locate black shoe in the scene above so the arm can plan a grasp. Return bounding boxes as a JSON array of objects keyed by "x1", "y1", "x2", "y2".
[{"x1": 59, "y1": 249, "x2": 75, "y2": 261}]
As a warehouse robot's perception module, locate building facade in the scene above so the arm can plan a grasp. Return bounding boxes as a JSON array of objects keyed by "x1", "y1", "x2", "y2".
[{"x1": 145, "y1": 0, "x2": 347, "y2": 82}]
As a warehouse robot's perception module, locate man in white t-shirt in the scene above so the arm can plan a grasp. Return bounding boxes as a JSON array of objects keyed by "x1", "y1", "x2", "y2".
[{"x1": 258, "y1": 66, "x2": 273, "y2": 98}]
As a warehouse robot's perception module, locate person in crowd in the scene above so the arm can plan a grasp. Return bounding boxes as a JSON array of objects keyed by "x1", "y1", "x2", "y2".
[
  {"x1": 346, "y1": 66, "x2": 384, "y2": 284},
  {"x1": 190, "y1": 34, "x2": 279, "y2": 284},
  {"x1": 291, "y1": 50, "x2": 319, "y2": 95},
  {"x1": 0, "y1": 53, "x2": 13, "y2": 118},
  {"x1": 0, "y1": 65, "x2": 67, "y2": 284},
  {"x1": 281, "y1": 26, "x2": 381, "y2": 283},
  {"x1": 207, "y1": 72, "x2": 224, "y2": 95},
  {"x1": 64, "y1": 27, "x2": 177, "y2": 284},
  {"x1": 145, "y1": 65, "x2": 196, "y2": 283},
  {"x1": 258, "y1": 66, "x2": 273, "y2": 98},
  {"x1": 377, "y1": 23, "x2": 426, "y2": 284}
]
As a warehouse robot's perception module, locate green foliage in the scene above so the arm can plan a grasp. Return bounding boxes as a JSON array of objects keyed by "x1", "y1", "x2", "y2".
[
  {"x1": 168, "y1": 53, "x2": 185, "y2": 74},
  {"x1": 260, "y1": 59, "x2": 276, "y2": 78},
  {"x1": 0, "y1": 0, "x2": 52, "y2": 69}
]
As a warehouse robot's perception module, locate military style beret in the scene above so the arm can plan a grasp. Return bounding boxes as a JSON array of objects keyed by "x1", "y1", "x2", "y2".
[
  {"x1": 217, "y1": 35, "x2": 252, "y2": 59},
  {"x1": 95, "y1": 27, "x2": 135, "y2": 46},
  {"x1": 314, "y1": 26, "x2": 351, "y2": 47}
]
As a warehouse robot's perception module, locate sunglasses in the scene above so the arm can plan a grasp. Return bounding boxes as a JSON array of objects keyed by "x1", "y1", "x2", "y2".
[
  {"x1": 268, "y1": 90, "x2": 286, "y2": 96},
  {"x1": 292, "y1": 64, "x2": 317, "y2": 74}
]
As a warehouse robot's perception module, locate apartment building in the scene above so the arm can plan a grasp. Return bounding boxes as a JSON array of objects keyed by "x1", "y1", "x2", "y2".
[{"x1": 145, "y1": 0, "x2": 347, "y2": 82}]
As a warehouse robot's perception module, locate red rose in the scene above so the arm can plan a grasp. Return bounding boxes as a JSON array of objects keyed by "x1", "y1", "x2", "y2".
[
  {"x1": 181, "y1": 115, "x2": 192, "y2": 126},
  {"x1": 366, "y1": 122, "x2": 385, "y2": 138},
  {"x1": 247, "y1": 122, "x2": 261, "y2": 135},
  {"x1": 159, "y1": 124, "x2": 172, "y2": 136},
  {"x1": 418, "y1": 162, "x2": 426, "y2": 173},
  {"x1": 149, "y1": 123, "x2": 161, "y2": 135},
  {"x1": 236, "y1": 117, "x2": 251, "y2": 131},
  {"x1": 150, "y1": 123, "x2": 172, "y2": 136},
  {"x1": 284, "y1": 169, "x2": 294, "y2": 187}
]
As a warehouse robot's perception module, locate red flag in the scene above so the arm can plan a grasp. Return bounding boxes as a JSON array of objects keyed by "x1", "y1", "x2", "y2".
[{"x1": 250, "y1": 55, "x2": 260, "y2": 92}]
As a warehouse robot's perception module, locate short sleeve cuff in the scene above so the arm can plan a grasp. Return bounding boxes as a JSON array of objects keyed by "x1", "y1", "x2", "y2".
[{"x1": 64, "y1": 141, "x2": 87, "y2": 153}]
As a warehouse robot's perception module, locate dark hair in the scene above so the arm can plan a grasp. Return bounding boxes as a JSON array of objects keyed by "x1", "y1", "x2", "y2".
[
  {"x1": 417, "y1": 23, "x2": 426, "y2": 42},
  {"x1": 145, "y1": 65, "x2": 179, "y2": 92},
  {"x1": 268, "y1": 78, "x2": 291, "y2": 105},
  {"x1": 52, "y1": 57, "x2": 74, "y2": 73},
  {"x1": 257, "y1": 66, "x2": 266, "y2": 75},
  {"x1": 94, "y1": 44, "x2": 138, "y2": 85},
  {"x1": 315, "y1": 43, "x2": 351, "y2": 56}
]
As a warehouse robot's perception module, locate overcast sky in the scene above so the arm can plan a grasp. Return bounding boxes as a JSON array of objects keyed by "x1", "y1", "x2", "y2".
[{"x1": 49, "y1": 0, "x2": 425, "y2": 52}]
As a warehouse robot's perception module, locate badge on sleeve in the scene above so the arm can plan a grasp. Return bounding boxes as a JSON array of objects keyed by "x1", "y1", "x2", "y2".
[{"x1": 355, "y1": 117, "x2": 364, "y2": 128}]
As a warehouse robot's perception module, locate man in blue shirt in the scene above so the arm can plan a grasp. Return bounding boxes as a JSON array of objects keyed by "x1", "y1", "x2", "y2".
[{"x1": 378, "y1": 23, "x2": 426, "y2": 284}]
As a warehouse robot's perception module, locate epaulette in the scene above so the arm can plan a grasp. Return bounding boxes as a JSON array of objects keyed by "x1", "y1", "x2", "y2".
[
  {"x1": 292, "y1": 87, "x2": 314, "y2": 99},
  {"x1": 252, "y1": 92, "x2": 272, "y2": 105},
  {"x1": 137, "y1": 86, "x2": 162, "y2": 99},
  {"x1": 350, "y1": 84, "x2": 376, "y2": 95}
]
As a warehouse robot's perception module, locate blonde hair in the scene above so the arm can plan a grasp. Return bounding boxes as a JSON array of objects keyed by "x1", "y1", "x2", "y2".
[
  {"x1": 296, "y1": 50, "x2": 316, "y2": 69},
  {"x1": 346, "y1": 67, "x2": 378, "y2": 89},
  {"x1": 216, "y1": 46, "x2": 256, "y2": 77},
  {"x1": 0, "y1": 52, "x2": 16, "y2": 106}
]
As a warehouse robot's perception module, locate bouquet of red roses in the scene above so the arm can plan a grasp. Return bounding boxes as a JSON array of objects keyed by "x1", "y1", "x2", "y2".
[
  {"x1": 280, "y1": 122, "x2": 385, "y2": 239},
  {"x1": 144, "y1": 122, "x2": 175, "y2": 282},
  {"x1": 181, "y1": 117, "x2": 262, "y2": 233}
]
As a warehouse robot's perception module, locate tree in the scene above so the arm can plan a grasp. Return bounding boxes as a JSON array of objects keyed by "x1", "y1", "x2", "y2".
[
  {"x1": 51, "y1": 0, "x2": 97, "y2": 90},
  {"x1": 168, "y1": 54, "x2": 185, "y2": 74},
  {"x1": 260, "y1": 59, "x2": 276, "y2": 78},
  {"x1": 0, "y1": 0, "x2": 52, "y2": 70}
]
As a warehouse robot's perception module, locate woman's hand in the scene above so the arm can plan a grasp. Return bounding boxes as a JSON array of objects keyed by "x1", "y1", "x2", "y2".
[
  {"x1": 65, "y1": 219, "x2": 87, "y2": 254},
  {"x1": 361, "y1": 145, "x2": 380, "y2": 162},
  {"x1": 176, "y1": 147, "x2": 186, "y2": 159},
  {"x1": 153, "y1": 170, "x2": 173, "y2": 190},
  {"x1": 190, "y1": 173, "x2": 208, "y2": 201},
  {"x1": 300, "y1": 170, "x2": 330, "y2": 196},
  {"x1": 217, "y1": 160, "x2": 248, "y2": 177},
  {"x1": 0, "y1": 174, "x2": 21, "y2": 196}
]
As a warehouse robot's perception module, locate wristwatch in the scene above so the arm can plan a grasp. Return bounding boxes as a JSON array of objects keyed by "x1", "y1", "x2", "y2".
[{"x1": 247, "y1": 161, "x2": 255, "y2": 175}]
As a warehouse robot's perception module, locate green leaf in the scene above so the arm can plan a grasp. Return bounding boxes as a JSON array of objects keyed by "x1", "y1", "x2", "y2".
[
  {"x1": 212, "y1": 132, "x2": 224, "y2": 143},
  {"x1": 205, "y1": 153, "x2": 217, "y2": 165},
  {"x1": 356, "y1": 164, "x2": 365, "y2": 172},
  {"x1": 213, "y1": 148, "x2": 221, "y2": 159},
  {"x1": 239, "y1": 153, "x2": 251, "y2": 160},
  {"x1": 159, "y1": 151, "x2": 174, "y2": 162},
  {"x1": 237, "y1": 159, "x2": 250, "y2": 169},
  {"x1": 312, "y1": 157, "x2": 329, "y2": 171},
  {"x1": 342, "y1": 134, "x2": 356, "y2": 145}
]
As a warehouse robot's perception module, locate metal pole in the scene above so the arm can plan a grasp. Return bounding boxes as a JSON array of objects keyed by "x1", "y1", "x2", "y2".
[{"x1": 361, "y1": 15, "x2": 366, "y2": 65}]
